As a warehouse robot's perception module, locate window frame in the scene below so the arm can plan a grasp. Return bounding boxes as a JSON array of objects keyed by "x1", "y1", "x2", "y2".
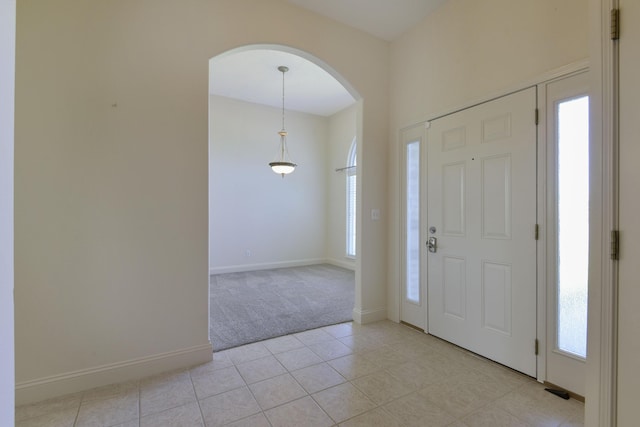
[{"x1": 345, "y1": 138, "x2": 357, "y2": 259}]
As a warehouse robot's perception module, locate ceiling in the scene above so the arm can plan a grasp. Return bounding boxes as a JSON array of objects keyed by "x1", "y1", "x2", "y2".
[
  {"x1": 287, "y1": 0, "x2": 446, "y2": 42},
  {"x1": 210, "y1": 0, "x2": 446, "y2": 117},
  {"x1": 210, "y1": 49, "x2": 355, "y2": 117}
]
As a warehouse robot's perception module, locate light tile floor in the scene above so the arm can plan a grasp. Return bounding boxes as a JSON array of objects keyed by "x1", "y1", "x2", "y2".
[{"x1": 16, "y1": 321, "x2": 584, "y2": 427}]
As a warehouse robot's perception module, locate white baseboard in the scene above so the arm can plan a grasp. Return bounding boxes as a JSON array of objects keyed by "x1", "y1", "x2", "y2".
[
  {"x1": 352, "y1": 307, "x2": 387, "y2": 324},
  {"x1": 209, "y1": 258, "x2": 327, "y2": 275},
  {"x1": 325, "y1": 258, "x2": 356, "y2": 271},
  {"x1": 15, "y1": 342, "x2": 213, "y2": 405}
]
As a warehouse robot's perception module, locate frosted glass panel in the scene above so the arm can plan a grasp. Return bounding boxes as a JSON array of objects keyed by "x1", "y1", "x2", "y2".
[
  {"x1": 557, "y1": 96, "x2": 589, "y2": 358},
  {"x1": 346, "y1": 141, "x2": 356, "y2": 258},
  {"x1": 406, "y1": 141, "x2": 420, "y2": 303},
  {"x1": 346, "y1": 174, "x2": 356, "y2": 257}
]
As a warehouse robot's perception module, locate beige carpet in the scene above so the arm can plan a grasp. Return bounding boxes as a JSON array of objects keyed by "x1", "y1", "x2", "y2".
[{"x1": 209, "y1": 264, "x2": 355, "y2": 351}]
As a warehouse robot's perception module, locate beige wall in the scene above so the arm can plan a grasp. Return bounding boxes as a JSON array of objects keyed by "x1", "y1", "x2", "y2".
[
  {"x1": 209, "y1": 95, "x2": 358, "y2": 273},
  {"x1": 1, "y1": 0, "x2": 16, "y2": 422},
  {"x1": 15, "y1": 0, "x2": 389, "y2": 402},
  {"x1": 386, "y1": 0, "x2": 588, "y2": 321},
  {"x1": 10, "y1": 0, "x2": 640, "y2": 422},
  {"x1": 209, "y1": 95, "x2": 329, "y2": 273}
]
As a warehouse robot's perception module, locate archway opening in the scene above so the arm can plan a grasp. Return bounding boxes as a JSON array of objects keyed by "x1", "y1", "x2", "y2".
[{"x1": 208, "y1": 45, "x2": 362, "y2": 350}]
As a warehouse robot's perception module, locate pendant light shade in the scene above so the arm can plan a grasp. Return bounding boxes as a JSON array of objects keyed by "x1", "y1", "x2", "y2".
[{"x1": 269, "y1": 66, "x2": 297, "y2": 177}]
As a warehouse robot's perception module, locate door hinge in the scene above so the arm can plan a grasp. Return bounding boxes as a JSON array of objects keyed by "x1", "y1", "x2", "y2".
[
  {"x1": 611, "y1": 230, "x2": 620, "y2": 260},
  {"x1": 535, "y1": 339, "x2": 539, "y2": 355},
  {"x1": 534, "y1": 224, "x2": 539, "y2": 240},
  {"x1": 611, "y1": 8, "x2": 620, "y2": 40},
  {"x1": 535, "y1": 108, "x2": 539, "y2": 125}
]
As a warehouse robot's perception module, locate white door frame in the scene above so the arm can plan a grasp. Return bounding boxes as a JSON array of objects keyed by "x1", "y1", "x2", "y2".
[
  {"x1": 397, "y1": 59, "x2": 605, "y2": 385},
  {"x1": 539, "y1": 71, "x2": 590, "y2": 396},
  {"x1": 399, "y1": 123, "x2": 427, "y2": 329},
  {"x1": 394, "y1": 26, "x2": 618, "y2": 410},
  {"x1": 584, "y1": 0, "x2": 618, "y2": 425},
  {"x1": 0, "y1": 0, "x2": 16, "y2": 424},
  {"x1": 538, "y1": 67, "x2": 593, "y2": 389}
]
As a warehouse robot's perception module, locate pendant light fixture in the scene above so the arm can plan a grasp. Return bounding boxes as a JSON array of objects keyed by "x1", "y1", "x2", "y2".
[{"x1": 269, "y1": 65, "x2": 297, "y2": 177}]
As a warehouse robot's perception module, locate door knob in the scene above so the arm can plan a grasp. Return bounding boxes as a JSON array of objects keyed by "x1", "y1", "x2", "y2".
[{"x1": 427, "y1": 237, "x2": 437, "y2": 253}]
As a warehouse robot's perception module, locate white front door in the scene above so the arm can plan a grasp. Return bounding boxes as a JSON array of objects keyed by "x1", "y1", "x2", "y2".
[
  {"x1": 543, "y1": 71, "x2": 590, "y2": 396},
  {"x1": 426, "y1": 88, "x2": 538, "y2": 376}
]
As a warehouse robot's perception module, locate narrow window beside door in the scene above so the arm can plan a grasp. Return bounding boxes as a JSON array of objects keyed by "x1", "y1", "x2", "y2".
[
  {"x1": 346, "y1": 139, "x2": 357, "y2": 258},
  {"x1": 556, "y1": 95, "x2": 589, "y2": 358},
  {"x1": 406, "y1": 141, "x2": 420, "y2": 303}
]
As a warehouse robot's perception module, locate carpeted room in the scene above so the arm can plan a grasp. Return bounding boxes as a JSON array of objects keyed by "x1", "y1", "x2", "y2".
[
  {"x1": 208, "y1": 49, "x2": 359, "y2": 350},
  {"x1": 210, "y1": 264, "x2": 354, "y2": 350}
]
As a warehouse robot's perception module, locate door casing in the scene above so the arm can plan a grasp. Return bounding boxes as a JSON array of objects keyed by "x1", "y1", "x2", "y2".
[{"x1": 397, "y1": 62, "x2": 592, "y2": 385}]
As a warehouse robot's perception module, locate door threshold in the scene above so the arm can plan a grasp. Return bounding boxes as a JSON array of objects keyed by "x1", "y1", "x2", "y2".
[
  {"x1": 400, "y1": 321, "x2": 424, "y2": 332},
  {"x1": 543, "y1": 381, "x2": 585, "y2": 402}
]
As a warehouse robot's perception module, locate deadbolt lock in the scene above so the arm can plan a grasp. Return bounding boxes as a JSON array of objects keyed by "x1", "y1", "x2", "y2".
[{"x1": 427, "y1": 237, "x2": 437, "y2": 253}]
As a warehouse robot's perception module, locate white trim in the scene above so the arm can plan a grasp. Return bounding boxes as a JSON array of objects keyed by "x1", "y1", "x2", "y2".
[
  {"x1": 536, "y1": 83, "x2": 548, "y2": 385},
  {"x1": 399, "y1": 60, "x2": 590, "y2": 132},
  {"x1": 0, "y1": 0, "x2": 15, "y2": 423},
  {"x1": 584, "y1": 0, "x2": 617, "y2": 425},
  {"x1": 345, "y1": 138, "x2": 357, "y2": 258},
  {"x1": 15, "y1": 343, "x2": 213, "y2": 405},
  {"x1": 325, "y1": 258, "x2": 356, "y2": 271},
  {"x1": 352, "y1": 307, "x2": 386, "y2": 324},
  {"x1": 395, "y1": 61, "x2": 596, "y2": 387},
  {"x1": 398, "y1": 124, "x2": 427, "y2": 330},
  {"x1": 209, "y1": 258, "x2": 326, "y2": 275},
  {"x1": 540, "y1": 72, "x2": 591, "y2": 393}
]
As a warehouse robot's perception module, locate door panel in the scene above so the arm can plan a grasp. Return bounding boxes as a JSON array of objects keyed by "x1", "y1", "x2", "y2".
[
  {"x1": 482, "y1": 261, "x2": 511, "y2": 335},
  {"x1": 443, "y1": 256, "x2": 466, "y2": 319},
  {"x1": 482, "y1": 155, "x2": 511, "y2": 239},
  {"x1": 427, "y1": 88, "x2": 537, "y2": 377},
  {"x1": 442, "y1": 162, "x2": 465, "y2": 236}
]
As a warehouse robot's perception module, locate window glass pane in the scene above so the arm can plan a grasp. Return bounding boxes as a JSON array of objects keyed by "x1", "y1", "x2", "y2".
[
  {"x1": 346, "y1": 140, "x2": 357, "y2": 258},
  {"x1": 406, "y1": 141, "x2": 420, "y2": 303},
  {"x1": 346, "y1": 174, "x2": 356, "y2": 257},
  {"x1": 557, "y1": 95, "x2": 589, "y2": 358}
]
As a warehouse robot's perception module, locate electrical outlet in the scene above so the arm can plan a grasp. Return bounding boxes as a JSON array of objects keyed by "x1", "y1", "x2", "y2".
[{"x1": 244, "y1": 249, "x2": 252, "y2": 258}]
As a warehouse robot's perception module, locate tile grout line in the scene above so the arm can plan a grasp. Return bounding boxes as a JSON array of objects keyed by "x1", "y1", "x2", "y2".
[
  {"x1": 239, "y1": 355, "x2": 271, "y2": 426},
  {"x1": 72, "y1": 391, "x2": 84, "y2": 427},
  {"x1": 137, "y1": 383, "x2": 141, "y2": 427},
  {"x1": 307, "y1": 392, "x2": 340, "y2": 426},
  {"x1": 246, "y1": 337, "x2": 333, "y2": 425},
  {"x1": 188, "y1": 368, "x2": 207, "y2": 427},
  {"x1": 16, "y1": 321, "x2": 583, "y2": 427},
  {"x1": 306, "y1": 338, "x2": 384, "y2": 427}
]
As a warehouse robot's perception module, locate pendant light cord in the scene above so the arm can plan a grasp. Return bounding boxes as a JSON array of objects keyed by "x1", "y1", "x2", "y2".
[
  {"x1": 281, "y1": 68, "x2": 286, "y2": 132},
  {"x1": 269, "y1": 65, "x2": 295, "y2": 177}
]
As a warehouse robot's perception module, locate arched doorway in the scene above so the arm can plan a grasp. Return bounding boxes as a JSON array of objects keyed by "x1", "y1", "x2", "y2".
[{"x1": 208, "y1": 45, "x2": 363, "y2": 350}]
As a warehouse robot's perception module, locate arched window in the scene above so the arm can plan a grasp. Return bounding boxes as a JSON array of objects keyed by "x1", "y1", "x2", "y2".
[{"x1": 346, "y1": 139, "x2": 357, "y2": 258}]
